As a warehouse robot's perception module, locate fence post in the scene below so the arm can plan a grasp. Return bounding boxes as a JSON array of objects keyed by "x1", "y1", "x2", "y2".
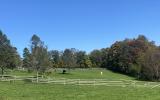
[
  {"x1": 64, "y1": 79, "x2": 66, "y2": 85},
  {"x1": 37, "y1": 72, "x2": 39, "y2": 83},
  {"x1": 133, "y1": 81, "x2": 136, "y2": 87},
  {"x1": 78, "y1": 79, "x2": 80, "y2": 85},
  {"x1": 14, "y1": 75, "x2": 16, "y2": 83}
]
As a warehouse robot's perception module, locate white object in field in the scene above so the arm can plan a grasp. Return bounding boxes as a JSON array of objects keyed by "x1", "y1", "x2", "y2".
[{"x1": 101, "y1": 72, "x2": 103, "y2": 75}]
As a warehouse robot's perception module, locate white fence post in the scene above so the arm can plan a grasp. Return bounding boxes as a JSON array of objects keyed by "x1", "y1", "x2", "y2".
[
  {"x1": 64, "y1": 79, "x2": 66, "y2": 85},
  {"x1": 78, "y1": 79, "x2": 80, "y2": 85},
  {"x1": 37, "y1": 72, "x2": 39, "y2": 83}
]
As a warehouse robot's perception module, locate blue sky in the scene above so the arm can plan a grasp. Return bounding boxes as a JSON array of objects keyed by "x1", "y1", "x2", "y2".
[{"x1": 0, "y1": 0, "x2": 160, "y2": 56}]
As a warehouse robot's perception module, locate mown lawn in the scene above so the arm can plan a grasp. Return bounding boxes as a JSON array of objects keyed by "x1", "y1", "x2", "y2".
[
  {"x1": 51, "y1": 69, "x2": 134, "y2": 80},
  {"x1": 0, "y1": 69, "x2": 159, "y2": 100},
  {"x1": 8, "y1": 68, "x2": 134, "y2": 80},
  {"x1": 0, "y1": 81, "x2": 160, "y2": 100}
]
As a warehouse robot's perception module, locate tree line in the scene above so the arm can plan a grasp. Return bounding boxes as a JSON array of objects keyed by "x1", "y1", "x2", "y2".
[{"x1": 0, "y1": 30, "x2": 160, "y2": 81}]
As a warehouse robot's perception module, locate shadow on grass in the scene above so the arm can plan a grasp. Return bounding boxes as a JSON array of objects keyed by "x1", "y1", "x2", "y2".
[{"x1": 57, "y1": 72, "x2": 73, "y2": 75}]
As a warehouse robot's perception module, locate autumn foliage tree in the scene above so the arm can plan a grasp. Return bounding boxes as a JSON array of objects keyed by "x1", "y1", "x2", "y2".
[{"x1": 106, "y1": 35, "x2": 159, "y2": 80}]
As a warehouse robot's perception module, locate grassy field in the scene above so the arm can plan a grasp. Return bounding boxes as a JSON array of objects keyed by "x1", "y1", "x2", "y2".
[
  {"x1": 0, "y1": 69, "x2": 160, "y2": 100},
  {"x1": 8, "y1": 68, "x2": 134, "y2": 80}
]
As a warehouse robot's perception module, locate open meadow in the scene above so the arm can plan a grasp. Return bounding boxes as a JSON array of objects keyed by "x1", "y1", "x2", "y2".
[
  {"x1": 1, "y1": 0, "x2": 160, "y2": 100},
  {"x1": 0, "y1": 69, "x2": 160, "y2": 100}
]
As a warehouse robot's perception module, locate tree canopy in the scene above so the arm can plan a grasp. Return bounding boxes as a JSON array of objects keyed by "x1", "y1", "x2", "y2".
[{"x1": 0, "y1": 30, "x2": 21, "y2": 76}]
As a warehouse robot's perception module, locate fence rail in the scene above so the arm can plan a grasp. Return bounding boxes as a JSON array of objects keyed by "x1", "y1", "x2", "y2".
[{"x1": 0, "y1": 75, "x2": 160, "y2": 89}]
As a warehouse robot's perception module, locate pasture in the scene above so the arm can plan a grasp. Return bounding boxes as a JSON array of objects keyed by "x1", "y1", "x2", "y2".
[{"x1": 0, "y1": 69, "x2": 160, "y2": 100}]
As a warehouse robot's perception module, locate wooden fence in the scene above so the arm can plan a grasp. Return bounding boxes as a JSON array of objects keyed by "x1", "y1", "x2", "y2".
[{"x1": 0, "y1": 75, "x2": 159, "y2": 89}]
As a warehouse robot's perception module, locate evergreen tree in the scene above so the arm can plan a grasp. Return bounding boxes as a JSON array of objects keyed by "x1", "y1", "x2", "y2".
[{"x1": 0, "y1": 30, "x2": 20, "y2": 77}]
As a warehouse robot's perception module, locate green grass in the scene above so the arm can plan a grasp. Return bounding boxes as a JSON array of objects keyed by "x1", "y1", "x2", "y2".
[
  {"x1": 0, "y1": 82, "x2": 160, "y2": 100},
  {"x1": 0, "y1": 69, "x2": 160, "y2": 100},
  {"x1": 50, "y1": 69, "x2": 135, "y2": 80},
  {"x1": 9, "y1": 70, "x2": 35, "y2": 76},
  {"x1": 8, "y1": 69, "x2": 135, "y2": 80}
]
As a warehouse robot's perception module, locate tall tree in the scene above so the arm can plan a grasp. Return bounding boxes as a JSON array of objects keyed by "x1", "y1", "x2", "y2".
[
  {"x1": 140, "y1": 47, "x2": 160, "y2": 81},
  {"x1": 84, "y1": 55, "x2": 92, "y2": 68},
  {"x1": 89, "y1": 49, "x2": 103, "y2": 67},
  {"x1": 49, "y1": 50, "x2": 60, "y2": 68},
  {"x1": 30, "y1": 34, "x2": 50, "y2": 82},
  {"x1": 0, "y1": 30, "x2": 20, "y2": 77},
  {"x1": 76, "y1": 51, "x2": 86, "y2": 68},
  {"x1": 62, "y1": 48, "x2": 77, "y2": 68},
  {"x1": 106, "y1": 35, "x2": 156, "y2": 77},
  {"x1": 23, "y1": 47, "x2": 32, "y2": 72}
]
